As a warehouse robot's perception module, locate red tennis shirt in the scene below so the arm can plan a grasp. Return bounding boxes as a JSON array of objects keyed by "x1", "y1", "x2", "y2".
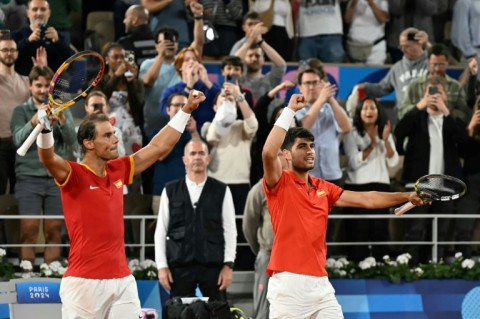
[
  {"x1": 263, "y1": 170, "x2": 343, "y2": 277},
  {"x1": 56, "y1": 156, "x2": 134, "y2": 279}
]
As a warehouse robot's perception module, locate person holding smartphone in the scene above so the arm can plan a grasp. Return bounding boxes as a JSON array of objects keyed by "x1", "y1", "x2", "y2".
[
  {"x1": 401, "y1": 43, "x2": 471, "y2": 123},
  {"x1": 394, "y1": 75, "x2": 468, "y2": 264}
]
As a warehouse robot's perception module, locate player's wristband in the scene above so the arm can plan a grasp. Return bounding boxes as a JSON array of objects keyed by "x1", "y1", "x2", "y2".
[
  {"x1": 274, "y1": 107, "x2": 295, "y2": 131},
  {"x1": 36, "y1": 131, "x2": 54, "y2": 149},
  {"x1": 168, "y1": 109, "x2": 191, "y2": 133}
]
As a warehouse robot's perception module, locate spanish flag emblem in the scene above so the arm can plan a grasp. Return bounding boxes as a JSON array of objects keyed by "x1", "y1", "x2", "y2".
[
  {"x1": 114, "y1": 179, "x2": 123, "y2": 188},
  {"x1": 317, "y1": 190, "x2": 325, "y2": 196}
]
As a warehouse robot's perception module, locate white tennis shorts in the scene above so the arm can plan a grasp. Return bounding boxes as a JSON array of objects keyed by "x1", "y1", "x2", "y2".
[
  {"x1": 59, "y1": 275, "x2": 141, "y2": 319},
  {"x1": 267, "y1": 272, "x2": 343, "y2": 319}
]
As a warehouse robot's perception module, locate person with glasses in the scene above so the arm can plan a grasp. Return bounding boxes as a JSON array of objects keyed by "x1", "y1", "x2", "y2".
[
  {"x1": 401, "y1": 43, "x2": 471, "y2": 123},
  {"x1": 356, "y1": 27, "x2": 430, "y2": 123},
  {"x1": 149, "y1": 92, "x2": 199, "y2": 215},
  {"x1": 0, "y1": 36, "x2": 39, "y2": 196}
]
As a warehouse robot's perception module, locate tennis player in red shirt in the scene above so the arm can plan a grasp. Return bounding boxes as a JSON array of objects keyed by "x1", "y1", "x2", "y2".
[
  {"x1": 36, "y1": 91, "x2": 205, "y2": 318},
  {"x1": 262, "y1": 94, "x2": 427, "y2": 318}
]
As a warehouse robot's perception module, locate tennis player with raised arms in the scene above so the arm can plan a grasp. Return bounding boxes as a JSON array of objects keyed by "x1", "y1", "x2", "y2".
[
  {"x1": 37, "y1": 88, "x2": 204, "y2": 318},
  {"x1": 262, "y1": 94, "x2": 428, "y2": 318}
]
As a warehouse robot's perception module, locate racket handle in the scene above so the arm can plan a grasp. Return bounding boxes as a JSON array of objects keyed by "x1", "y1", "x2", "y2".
[
  {"x1": 16, "y1": 124, "x2": 44, "y2": 156},
  {"x1": 394, "y1": 202, "x2": 416, "y2": 216}
]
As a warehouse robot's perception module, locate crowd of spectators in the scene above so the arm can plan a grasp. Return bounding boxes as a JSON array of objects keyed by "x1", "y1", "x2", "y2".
[{"x1": 0, "y1": 0, "x2": 480, "y2": 305}]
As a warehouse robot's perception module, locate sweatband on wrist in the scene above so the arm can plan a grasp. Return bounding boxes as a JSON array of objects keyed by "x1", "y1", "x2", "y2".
[
  {"x1": 274, "y1": 107, "x2": 296, "y2": 131},
  {"x1": 168, "y1": 109, "x2": 191, "y2": 133},
  {"x1": 36, "y1": 131, "x2": 54, "y2": 149}
]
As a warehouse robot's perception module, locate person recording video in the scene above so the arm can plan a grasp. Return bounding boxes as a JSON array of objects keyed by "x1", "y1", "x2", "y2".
[{"x1": 11, "y1": 0, "x2": 73, "y2": 76}]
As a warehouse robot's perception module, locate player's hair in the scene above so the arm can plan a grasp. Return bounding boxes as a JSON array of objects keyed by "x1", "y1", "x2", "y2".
[
  {"x1": 28, "y1": 65, "x2": 53, "y2": 84},
  {"x1": 281, "y1": 127, "x2": 314, "y2": 150},
  {"x1": 77, "y1": 113, "x2": 110, "y2": 155}
]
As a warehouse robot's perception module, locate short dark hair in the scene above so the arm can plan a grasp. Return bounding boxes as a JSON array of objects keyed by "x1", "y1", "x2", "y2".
[
  {"x1": 154, "y1": 27, "x2": 178, "y2": 44},
  {"x1": 28, "y1": 65, "x2": 53, "y2": 84},
  {"x1": 296, "y1": 68, "x2": 323, "y2": 84},
  {"x1": 428, "y1": 43, "x2": 450, "y2": 59},
  {"x1": 77, "y1": 113, "x2": 110, "y2": 155},
  {"x1": 242, "y1": 11, "x2": 260, "y2": 25},
  {"x1": 221, "y1": 55, "x2": 244, "y2": 71},
  {"x1": 167, "y1": 92, "x2": 187, "y2": 106},
  {"x1": 281, "y1": 127, "x2": 314, "y2": 150}
]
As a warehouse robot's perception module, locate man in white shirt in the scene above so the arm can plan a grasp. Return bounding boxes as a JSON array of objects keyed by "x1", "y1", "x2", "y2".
[{"x1": 154, "y1": 139, "x2": 237, "y2": 300}]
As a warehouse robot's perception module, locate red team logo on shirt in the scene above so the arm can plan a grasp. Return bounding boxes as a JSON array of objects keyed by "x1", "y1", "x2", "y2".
[{"x1": 114, "y1": 180, "x2": 123, "y2": 188}]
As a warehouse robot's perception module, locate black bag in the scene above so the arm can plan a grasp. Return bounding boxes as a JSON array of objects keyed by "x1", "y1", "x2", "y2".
[{"x1": 162, "y1": 297, "x2": 232, "y2": 319}]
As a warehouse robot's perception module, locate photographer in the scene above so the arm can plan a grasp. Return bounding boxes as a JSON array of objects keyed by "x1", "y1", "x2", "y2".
[{"x1": 11, "y1": 0, "x2": 73, "y2": 76}]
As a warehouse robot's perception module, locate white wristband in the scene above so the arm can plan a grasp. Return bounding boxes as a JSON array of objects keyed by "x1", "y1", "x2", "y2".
[
  {"x1": 274, "y1": 107, "x2": 296, "y2": 131},
  {"x1": 168, "y1": 109, "x2": 191, "y2": 133},
  {"x1": 36, "y1": 131, "x2": 54, "y2": 149}
]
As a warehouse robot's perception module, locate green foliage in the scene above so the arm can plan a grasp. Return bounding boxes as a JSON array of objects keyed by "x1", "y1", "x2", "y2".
[
  {"x1": 326, "y1": 253, "x2": 480, "y2": 284},
  {"x1": 0, "y1": 248, "x2": 15, "y2": 280}
]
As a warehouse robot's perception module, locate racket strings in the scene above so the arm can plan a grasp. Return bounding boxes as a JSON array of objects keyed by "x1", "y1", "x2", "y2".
[{"x1": 416, "y1": 177, "x2": 466, "y2": 200}]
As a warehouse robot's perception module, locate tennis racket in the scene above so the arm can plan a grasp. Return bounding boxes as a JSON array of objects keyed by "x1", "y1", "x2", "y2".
[
  {"x1": 394, "y1": 174, "x2": 467, "y2": 216},
  {"x1": 17, "y1": 50, "x2": 105, "y2": 156}
]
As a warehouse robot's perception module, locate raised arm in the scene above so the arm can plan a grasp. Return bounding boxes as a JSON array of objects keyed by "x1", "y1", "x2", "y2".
[
  {"x1": 335, "y1": 190, "x2": 424, "y2": 209},
  {"x1": 190, "y1": 2, "x2": 204, "y2": 57},
  {"x1": 132, "y1": 91, "x2": 205, "y2": 175},
  {"x1": 263, "y1": 94, "x2": 305, "y2": 190}
]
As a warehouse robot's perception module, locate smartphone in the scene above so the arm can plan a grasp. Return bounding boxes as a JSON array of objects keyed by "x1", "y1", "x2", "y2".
[
  {"x1": 124, "y1": 50, "x2": 135, "y2": 64},
  {"x1": 226, "y1": 75, "x2": 237, "y2": 84},
  {"x1": 39, "y1": 24, "x2": 48, "y2": 40},
  {"x1": 428, "y1": 86, "x2": 438, "y2": 95},
  {"x1": 407, "y1": 32, "x2": 416, "y2": 41},
  {"x1": 163, "y1": 32, "x2": 175, "y2": 42}
]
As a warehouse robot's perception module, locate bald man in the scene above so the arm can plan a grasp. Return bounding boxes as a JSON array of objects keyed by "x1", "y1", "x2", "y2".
[{"x1": 118, "y1": 4, "x2": 156, "y2": 66}]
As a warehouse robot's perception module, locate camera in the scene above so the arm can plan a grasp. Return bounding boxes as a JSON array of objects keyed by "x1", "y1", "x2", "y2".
[
  {"x1": 124, "y1": 50, "x2": 135, "y2": 64},
  {"x1": 428, "y1": 86, "x2": 438, "y2": 95},
  {"x1": 407, "y1": 32, "x2": 417, "y2": 42}
]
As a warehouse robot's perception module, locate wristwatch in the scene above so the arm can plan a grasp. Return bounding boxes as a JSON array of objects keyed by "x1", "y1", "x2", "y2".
[
  {"x1": 236, "y1": 95, "x2": 245, "y2": 103},
  {"x1": 224, "y1": 261, "x2": 234, "y2": 269}
]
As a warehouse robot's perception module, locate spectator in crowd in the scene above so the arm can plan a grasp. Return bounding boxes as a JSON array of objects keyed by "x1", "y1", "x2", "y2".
[
  {"x1": 249, "y1": 0, "x2": 295, "y2": 61},
  {"x1": 141, "y1": 0, "x2": 192, "y2": 50},
  {"x1": 118, "y1": 4, "x2": 156, "y2": 66},
  {"x1": 47, "y1": 0, "x2": 81, "y2": 47},
  {"x1": 37, "y1": 89, "x2": 205, "y2": 318},
  {"x1": 0, "y1": 36, "x2": 30, "y2": 195},
  {"x1": 0, "y1": 0, "x2": 28, "y2": 31},
  {"x1": 401, "y1": 44, "x2": 471, "y2": 122},
  {"x1": 139, "y1": 1, "x2": 204, "y2": 138},
  {"x1": 457, "y1": 97, "x2": 480, "y2": 257},
  {"x1": 357, "y1": 27, "x2": 430, "y2": 122},
  {"x1": 344, "y1": 0, "x2": 389, "y2": 65},
  {"x1": 250, "y1": 80, "x2": 296, "y2": 186},
  {"x1": 234, "y1": 23, "x2": 287, "y2": 102},
  {"x1": 220, "y1": 55, "x2": 256, "y2": 108},
  {"x1": 296, "y1": 68, "x2": 351, "y2": 182},
  {"x1": 154, "y1": 138, "x2": 237, "y2": 300},
  {"x1": 11, "y1": 0, "x2": 73, "y2": 76},
  {"x1": 296, "y1": 0, "x2": 345, "y2": 63},
  {"x1": 99, "y1": 42, "x2": 144, "y2": 153},
  {"x1": 394, "y1": 75, "x2": 467, "y2": 263},
  {"x1": 385, "y1": 0, "x2": 446, "y2": 63},
  {"x1": 451, "y1": 0, "x2": 480, "y2": 63},
  {"x1": 160, "y1": 47, "x2": 221, "y2": 132},
  {"x1": 342, "y1": 97, "x2": 399, "y2": 261},
  {"x1": 149, "y1": 92, "x2": 199, "y2": 215},
  {"x1": 113, "y1": 0, "x2": 140, "y2": 40},
  {"x1": 201, "y1": 81, "x2": 258, "y2": 223},
  {"x1": 98, "y1": 42, "x2": 144, "y2": 193},
  {"x1": 296, "y1": 67, "x2": 351, "y2": 248},
  {"x1": 284, "y1": 58, "x2": 327, "y2": 104},
  {"x1": 262, "y1": 102, "x2": 425, "y2": 318},
  {"x1": 230, "y1": 11, "x2": 262, "y2": 56},
  {"x1": 11, "y1": 65, "x2": 76, "y2": 265},
  {"x1": 201, "y1": 0, "x2": 243, "y2": 60},
  {"x1": 459, "y1": 57, "x2": 479, "y2": 109}
]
